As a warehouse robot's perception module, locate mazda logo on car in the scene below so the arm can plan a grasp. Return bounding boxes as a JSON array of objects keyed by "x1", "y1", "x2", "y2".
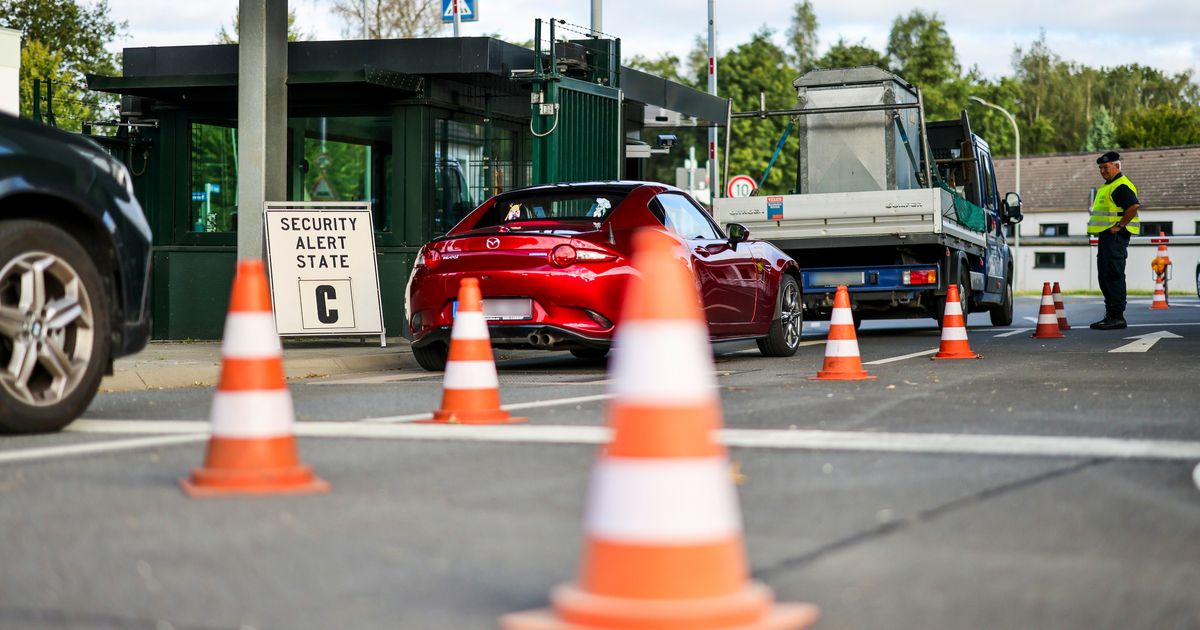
[{"x1": 486, "y1": 238, "x2": 500, "y2": 249}]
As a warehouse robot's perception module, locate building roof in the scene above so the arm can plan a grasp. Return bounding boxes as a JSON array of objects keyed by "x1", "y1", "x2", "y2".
[{"x1": 993, "y1": 145, "x2": 1200, "y2": 212}]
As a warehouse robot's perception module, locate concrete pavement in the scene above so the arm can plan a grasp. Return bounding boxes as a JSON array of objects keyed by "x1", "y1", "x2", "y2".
[{"x1": 100, "y1": 337, "x2": 412, "y2": 392}]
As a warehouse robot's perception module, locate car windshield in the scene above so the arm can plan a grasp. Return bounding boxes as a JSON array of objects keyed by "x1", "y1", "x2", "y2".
[{"x1": 473, "y1": 191, "x2": 629, "y2": 229}]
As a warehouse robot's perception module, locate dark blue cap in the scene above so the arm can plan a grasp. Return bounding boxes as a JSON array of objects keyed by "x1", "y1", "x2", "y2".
[{"x1": 1096, "y1": 151, "x2": 1120, "y2": 164}]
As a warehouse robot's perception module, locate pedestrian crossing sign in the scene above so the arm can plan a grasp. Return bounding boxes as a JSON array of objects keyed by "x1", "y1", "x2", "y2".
[{"x1": 441, "y1": 0, "x2": 478, "y2": 22}]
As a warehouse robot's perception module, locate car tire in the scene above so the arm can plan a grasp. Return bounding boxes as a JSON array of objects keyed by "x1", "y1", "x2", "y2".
[
  {"x1": 569, "y1": 347, "x2": 609, "y2": 360},
  {"x1": 757, "y1": 274, "x2": 802, "y2": 357},
  {"x1": 0, "y1": 220, "x2": 111, "y2": 433},
  {"x1": 990, "y1": 279, "x2": 1014, "y2": 326},
  {"x1": 412, "y1": 341, "x2": 449, "y2": 371}
]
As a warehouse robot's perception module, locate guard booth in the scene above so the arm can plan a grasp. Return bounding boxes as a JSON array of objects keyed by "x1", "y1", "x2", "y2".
[{"x1": 87, "y1": 35, "x2": 727, "y2": 340}]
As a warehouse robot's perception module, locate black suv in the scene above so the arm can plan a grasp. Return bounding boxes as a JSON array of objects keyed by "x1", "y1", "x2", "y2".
[{"x1": 0, "y1": 113, "x2": 152, "y2": 432}]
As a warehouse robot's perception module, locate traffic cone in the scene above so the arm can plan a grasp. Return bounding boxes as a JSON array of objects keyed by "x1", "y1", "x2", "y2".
[
  {"x1": 180, "y1": 260, "x2": 329, "y2": 497},
  {"x1": 1151, "y1": 278, "x2": 1169, "y2": 310},
  {"x1": 501, "y1": 228, "x2": 819, "y2": 630},
  {"x1": 427, "y1": 277, "x2": 525, "y2": 424},
  {"x1": 1031, "y1": 282, "x2": 1064, "y2": 339},
  {"x1": 811, "y1": 285, "x2": 875, "y2": 380},
  {"x1": 932, "y1": 284, "x2": 979, "y2": 359},
  {"x1": 1052, "y1": 282, "x2": 1071, "y2": 330}
]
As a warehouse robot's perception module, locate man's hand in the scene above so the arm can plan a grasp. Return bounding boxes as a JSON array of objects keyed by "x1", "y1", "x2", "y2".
[{"x1": 1110, "y1": 225, "x2": 1123, "y2": 234}]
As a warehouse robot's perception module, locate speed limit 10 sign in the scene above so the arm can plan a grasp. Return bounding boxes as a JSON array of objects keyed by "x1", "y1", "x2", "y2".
[{"x1": 726, "y1": 175, "x2": 757, "y2": 198}]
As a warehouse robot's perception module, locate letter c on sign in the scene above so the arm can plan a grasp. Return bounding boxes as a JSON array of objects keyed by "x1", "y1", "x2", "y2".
[{"x1": 315, "y1": 285, "x2": 338, "y2": 324}]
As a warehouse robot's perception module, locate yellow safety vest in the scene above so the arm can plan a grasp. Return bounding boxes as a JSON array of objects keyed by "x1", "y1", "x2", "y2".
[{"x1": 1088, "y1": 174, "x2": 1140, "y2": 235}]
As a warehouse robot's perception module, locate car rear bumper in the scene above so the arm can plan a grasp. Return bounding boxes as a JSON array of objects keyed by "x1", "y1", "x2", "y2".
[{"x1": 412, "y1": 323, "x2": 612, "y2": 351}]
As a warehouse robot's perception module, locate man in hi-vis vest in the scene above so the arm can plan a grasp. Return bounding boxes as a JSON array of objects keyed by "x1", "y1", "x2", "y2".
[{"x1": 1088, "y1": 151, "x2": 1141, "y2": 330}]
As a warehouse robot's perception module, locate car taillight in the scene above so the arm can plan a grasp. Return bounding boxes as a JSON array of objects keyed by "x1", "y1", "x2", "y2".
[
  {"x1": 903, "y1": 269, "x2": 936, "y2": 285},
  {"x1": 550, "y1": 244, "x2": 577, "y2": 267},
  {"x1": 550, "y1": 244, "x2": 615, "y2": 267},
  {"x1": 421, "y1": 248, "x2": 441, "y2": 270}
]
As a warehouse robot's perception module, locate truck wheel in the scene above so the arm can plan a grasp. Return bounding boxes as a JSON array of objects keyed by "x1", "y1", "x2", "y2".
[
  {"x1": 932, "y1": 272, "x2": 971, "y2": 328},
  {"x1": 757, "y1": 274, "x2": 802, "y2": 357},
  {"x1": 412, "y1": 341, "x2": 449, "y2": 371},
  {"x1": 1195, "y1": 264, "x2": 1199, "y2": 299},
  {"x1": 990, "y1": 280, "x2": 1014, "y2": 326},
  {"x1": 0, "y1": 220, "x2": 112, "y2": 433}
]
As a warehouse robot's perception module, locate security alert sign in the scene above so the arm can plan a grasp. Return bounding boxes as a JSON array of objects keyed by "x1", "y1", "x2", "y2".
[{"x1": 264, "y1": 202, "x2": 385, "y2": 344}]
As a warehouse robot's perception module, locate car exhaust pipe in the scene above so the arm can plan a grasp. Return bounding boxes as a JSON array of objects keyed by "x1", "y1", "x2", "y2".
[{"x1": 527, "y1": 332, "x2": 559, "y2": 347}]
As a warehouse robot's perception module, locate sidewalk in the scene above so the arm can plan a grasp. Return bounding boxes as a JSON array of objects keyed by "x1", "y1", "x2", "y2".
[{"x1": 101, "y1": 337, "x2": 413, "y2": 393}]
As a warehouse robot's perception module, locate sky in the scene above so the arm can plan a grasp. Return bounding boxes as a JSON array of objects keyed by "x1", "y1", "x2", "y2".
[{"x1": 103, "y1": 0, "x2": 1200, "y2": 82}]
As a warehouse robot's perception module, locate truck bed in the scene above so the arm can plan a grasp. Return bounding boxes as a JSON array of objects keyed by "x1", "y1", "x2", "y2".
[{"x1": 713, "y1": 187, "x2": 986, "y2": 253}]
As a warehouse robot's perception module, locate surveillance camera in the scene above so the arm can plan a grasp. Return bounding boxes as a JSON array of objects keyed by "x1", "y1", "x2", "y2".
[{"x1": 656, "y1": 134, "x2": 678, "y2": 149}]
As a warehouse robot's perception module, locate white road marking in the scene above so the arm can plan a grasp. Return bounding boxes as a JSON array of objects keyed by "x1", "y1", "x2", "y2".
[
  {"x1": 0, "y1": 434, "x2": 207, "y2": 465},
  {"x1": 863, "y1": 348, "x2": 938, "y2": 364},
  {"x1": 1109, "y1": 330, "x2": 1182, "y2": 353},
  {"x1": 57, "y1": 422, "x2": 1200, "y2": 461},
  {"x1": 358, "y1": 392, "x2": 616, "y2": 424},
  {"x1": 1022, "y1": 316, "x2": 1039, "y2": 324},
  {"x1": 994, "y1": 328, "x2": 1034, "y2": 338}
]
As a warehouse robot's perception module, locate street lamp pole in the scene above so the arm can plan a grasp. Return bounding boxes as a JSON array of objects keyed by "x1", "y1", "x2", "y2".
[{"x1": 970, "y1": 95, "x2": 1020, "y2": 291}]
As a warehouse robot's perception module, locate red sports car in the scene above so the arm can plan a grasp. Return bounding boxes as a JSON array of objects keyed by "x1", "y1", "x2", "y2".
[{"x1": 405, "y1": 182, "x2": 802, "y2": 370}]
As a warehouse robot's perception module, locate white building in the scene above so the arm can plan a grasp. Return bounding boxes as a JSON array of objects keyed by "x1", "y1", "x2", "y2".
[
  {"x1": 0, "y1": 28, "x2": 19, "y2": 116},
  {"x1": 994, "y1": 147, "x2": 1199, "y2": 295}
]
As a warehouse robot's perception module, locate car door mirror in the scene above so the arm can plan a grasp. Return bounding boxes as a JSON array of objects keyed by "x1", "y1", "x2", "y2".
[
  {"x1": 1003, "y1": 192, "x2": 1023, "y2": 224},
  {"x1": 726, "y1": 222, "x2": 750, "y2": 246}
]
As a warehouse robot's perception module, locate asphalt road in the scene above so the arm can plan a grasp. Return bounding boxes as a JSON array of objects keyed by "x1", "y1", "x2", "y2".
[{"x1": 2, "y1": 296, "x2": 1199, "y2": 629}]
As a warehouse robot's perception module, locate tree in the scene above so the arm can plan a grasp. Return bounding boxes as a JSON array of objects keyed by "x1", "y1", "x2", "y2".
[
  {"x1": 626, "y1": 53, "x2": 689, "y2": 86},
  {"x1": 814, "y1": 38, "x2": 889, "y2": 71},
  {"x1": 1117, "y1": 103, "x2": 1200, "y2": 148},
  {"x1": 0, "y1": 0, "x2": 126, "y2": 131},
  {"x1": 887, "y1": 10, "x2": 963, "y2": 120},
  {"x1": 331, "y1": 0, "x2": 444, "y2": 39},
  {"x1": 786, "y1": 1, "x2": 818, "y2": 74},
  {"x1": 1083, "y1": 106, "x2": 1118, "y2": 151},
  {"x1": 215, "y1": 8, "x2": 312, "y2": 44},
  {"x1": 720, "y1": 29, "x2": 798, "y2": 194}
]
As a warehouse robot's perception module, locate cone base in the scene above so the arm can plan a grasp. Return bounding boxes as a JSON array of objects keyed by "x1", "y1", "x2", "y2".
[
  {"x1": 1151, "y1": 304, "x2": 1169, "y2": 310},
  {"x1": 810, "y1": 371, "x2": 876, "y2": 381},
  {"x1": 179, "y1": 465, "x2": 330, "y2": 498},
  {"x1": 422, "y1": 410, "x2": 528, "y2": 425},
  {"x1": 932, "y1": 350, "x2": 980, "y2": 360},
  {"x1": 1058, "y1": 323, "x2": 1072, "y2": 330}
]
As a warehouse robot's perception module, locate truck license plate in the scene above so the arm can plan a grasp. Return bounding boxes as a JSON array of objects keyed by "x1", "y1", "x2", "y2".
[{"x1": 810, "y1": 271, "x2": 866, "y2": 287}]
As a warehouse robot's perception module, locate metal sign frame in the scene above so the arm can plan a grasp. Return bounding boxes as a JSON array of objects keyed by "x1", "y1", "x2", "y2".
[{"x1": 263, "y1": 201, "x2": 387, "y2": 347}]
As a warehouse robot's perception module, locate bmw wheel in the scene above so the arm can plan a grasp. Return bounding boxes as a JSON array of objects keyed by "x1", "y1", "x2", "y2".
[
  {"x1": 757, "y1": 274, "x2": 802, "y2": 357},
  {"x1": 0, "y1": 220, "x2": 111, "y2": 433}
]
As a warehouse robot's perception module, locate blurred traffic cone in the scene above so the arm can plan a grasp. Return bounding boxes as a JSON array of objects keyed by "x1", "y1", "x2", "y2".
[
  {"x1": 180, "y1": 260, "x2": 329, "y2": 497},
  {"x1": 1151, "y1": 278, "x2": 1169, "y2": 310},
  {"x1": 1052, "y1": 282, "x2": 1071, "y2": 330},
  {"x1": 1031, "y1": 282, "x2": 1064, "y2": 339},
  {"x1": 932, "y1": 284, "x2": 979, "y2": 359},
  {"x1": 428, "y1": 277, "x2": 525, "y2": 424},
  {"x1": 501, "y1": 228, "x2": 819, "y2": 630},
  {"x1": 811, "y1": 285, "x2": 875, "y2": 380}
]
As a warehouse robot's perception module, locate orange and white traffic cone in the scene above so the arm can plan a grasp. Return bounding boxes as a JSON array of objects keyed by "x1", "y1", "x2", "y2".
[
  {"x1": 932, "y1": 284, "x2": 979, "y2": 359},
  {"x1": 428, "y1": 277, "x2": 525, "y2": 424},
  {"x1": 1031, "y1": 282, "x2": 1064, "y2": 339},
  {"x1": 811, "y1": 285, "x2": 875, "y2": 380},
  {"x1": 1052, "y1": 282, "x2": 1071, "y2": 330},
  {"x1": 501, "y1": 228, "x2": 819, "y2": 630},
  {"x1": 180, "y1": 260, "x2": 329, "y2": 497},
  {"x1": 1150, "y1": 278, "x2": 1169, "y2": 310}
]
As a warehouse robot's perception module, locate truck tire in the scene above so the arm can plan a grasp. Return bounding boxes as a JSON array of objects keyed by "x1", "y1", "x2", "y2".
[
  {"x1": 990, "y1": 280, "x2": 1014, "y2": 326},
  {"x1": 0, "y1": 220, "x2": 112, "y2": 433},
  {"x1": 932, "y1": 270, "x2": 971, "y2": 328},
  {"x1": 412, "y1": 341, "x2": 449, "y2": 371},
  {"x1": 757, "y1": 274, "x2": 802, "y2": 357}
]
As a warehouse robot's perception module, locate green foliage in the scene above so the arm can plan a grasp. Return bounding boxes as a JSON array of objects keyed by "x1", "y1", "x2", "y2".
[
  {"x1": 626, "y1": 53, "x2": 689, "y2": 86},
  {"x1": 0, "y1": 0, "x2": 126, "y2": 131},
  {"x1": 1117, "y1": 104, "x2": 1200, "y2": 148},
  {"x1": 721, "y1": 29, "x2": 798, "y2": 194},
  {"x1": 815, "y1": 38, "x2": 889, "y2": 71},
  {"x1": 1083, "y1": 106, "x2": 1118, "y2": 151},
  {"x1": 215, "y1": 8, "x2": 313, "y2": 44},
  {"x1": 786, "y1": 1, "x2": 818, "y2": 74}
]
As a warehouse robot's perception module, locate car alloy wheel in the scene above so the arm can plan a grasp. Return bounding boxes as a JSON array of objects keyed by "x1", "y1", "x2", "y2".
[
  {"x1": 757, "y1": 274, "x2": 802, "y2": 357},
  {"x1": 0, "y1": 251, "x2": 97, "y2": 408}
]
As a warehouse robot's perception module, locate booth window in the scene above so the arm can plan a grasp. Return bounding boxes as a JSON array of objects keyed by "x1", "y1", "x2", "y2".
[
  {"x1": 1140, "y1": 221, "x2": 1172, "y2": 236},
  {"x1": 433, "y1": 118, "x2": 520, "y2": 235},
  {"x1": 189, "y1": 123, "x2": 238, "y2": 233},
  {"x1": 1039, "y1": 223, "x2": 1069, "y2": 236},
  {"x1": 294, "y1": 116, "x2": 392, "y2": 232},
  {"x1": 1035, "y1": 252, "x2": 1065, "y2": 269}
]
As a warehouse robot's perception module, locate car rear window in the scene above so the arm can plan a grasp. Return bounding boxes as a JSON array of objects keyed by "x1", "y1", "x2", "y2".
[{"x1": 473, "y1": 191, "x2": 629, "y2": 228}]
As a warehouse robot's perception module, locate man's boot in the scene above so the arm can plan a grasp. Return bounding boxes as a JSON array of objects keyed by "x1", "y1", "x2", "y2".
[{"x1": 1090, "y1": 312, "x2": 1127, "y2": 330}]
